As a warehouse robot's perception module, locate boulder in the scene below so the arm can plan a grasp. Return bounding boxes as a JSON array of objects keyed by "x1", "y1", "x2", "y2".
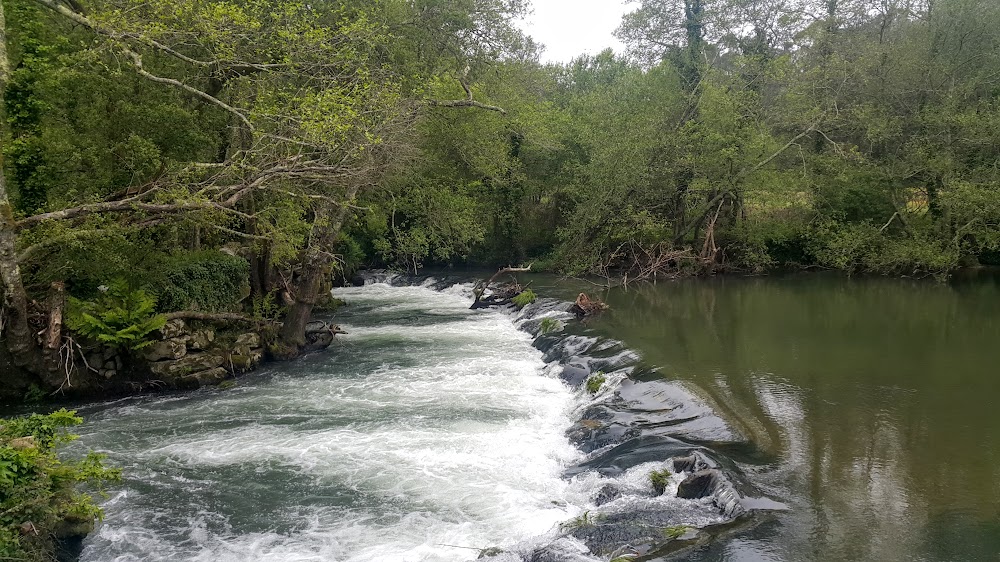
[
  {"x1": 144, "y1": 339, "x2": 187, "y2": 362},
  {"x1": 677, "y1": 469, "x2": 723, "y2": 499}
]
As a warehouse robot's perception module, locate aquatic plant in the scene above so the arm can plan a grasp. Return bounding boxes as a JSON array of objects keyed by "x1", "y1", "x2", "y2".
[
  {"x1": 539, "y1": 317, "x2": 562, "y2": 335},
  {"x1": 512, "y1": 289, "x2": 538, "y2": 308},
  {"x1": 663, "y1": 525, "x2": 689, "y2": 540},
  {"x1": 586, "y1": 372, "x2": 606, "y2": 394},
  {"x1": 649, "y1": 468, "x2": 672, "y2": 495}
]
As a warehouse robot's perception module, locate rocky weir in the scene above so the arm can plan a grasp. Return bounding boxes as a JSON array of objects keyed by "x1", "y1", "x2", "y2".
[
  {"x1": 66, "y1": 273, "x2": 782, "y2": 562},
  {"x1": 356, "y1": 272, "x2": 781, "y2": 561}
]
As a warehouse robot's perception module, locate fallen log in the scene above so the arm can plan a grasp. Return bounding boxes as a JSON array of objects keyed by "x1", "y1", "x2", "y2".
[{"x1": 470, "y1": 266, "x2": 531, "y2": 309}]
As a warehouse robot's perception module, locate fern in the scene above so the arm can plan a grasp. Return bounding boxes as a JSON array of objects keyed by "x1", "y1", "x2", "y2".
[{"x1": 67, "y1": 280, "x2": 167, "y2": 351}]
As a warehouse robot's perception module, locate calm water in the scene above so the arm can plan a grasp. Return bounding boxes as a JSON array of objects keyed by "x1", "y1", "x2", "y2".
[
  {"x1": 527, "y1": 272, "x2": 1000, "y2": 561},
  {"x1": 68, "y1": 273, "x2": 1000, "y2": 561}
]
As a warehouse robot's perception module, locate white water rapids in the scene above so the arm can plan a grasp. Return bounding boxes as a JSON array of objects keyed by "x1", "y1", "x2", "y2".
[{"x1": 74, "y1": 282, "x2": 594, "y2": 561}]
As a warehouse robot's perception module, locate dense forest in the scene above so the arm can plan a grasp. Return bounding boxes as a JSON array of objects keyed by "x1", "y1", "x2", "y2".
[{"x1": 1, "y1": 0, "x2": 999, "y2": 380}]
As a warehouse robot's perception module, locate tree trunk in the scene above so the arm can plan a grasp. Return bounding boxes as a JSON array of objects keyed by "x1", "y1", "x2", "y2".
[
  {"x1": 0, "y1": 0, "x2": 41, "y2": 371},
  {"x1": 276, "y1": 186, "x2": 360, "y2": 356}
]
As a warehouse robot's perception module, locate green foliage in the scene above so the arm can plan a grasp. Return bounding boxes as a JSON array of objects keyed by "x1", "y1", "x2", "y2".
[
  {"x1": 149, "y1": 252, "x2": 251, "y2": 313},
  {"x1": 586, "y1": 372, "x2": 606, "y2": 395},
  {"x1": 0, "y1": 410, "x2": 121, "y2": 560},
  {"x1": 539, "y1": 317, "x2": 562, "y2": 335},
  {"x1": 511, "y1": 289, "x2": 537, "y2": 308},
  {"x1": 649, "y1": 468, "x2": 672, "y2": 495},
  {"x1": 66, "y1": 280, "x2": 167, "y2": 351},
  {"x1": 662, "y1": 525, "x2": 689, "y2": 540}
]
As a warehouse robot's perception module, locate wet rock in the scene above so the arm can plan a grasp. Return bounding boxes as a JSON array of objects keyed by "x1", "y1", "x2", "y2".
[
  {"x1": 673, "y1": 455, "x2": 703, "y2": 473},
  {"x1": 677, "y1": 469, "x2": 723, "y2": 499},
  {"x1": 593, "y1": 484, "x2": 622, "y2": 506},
  {"x1": 145, "y1": 339, "x2": 187, "y2": 362},
  {"x1": 183, "y1": 367, "x2": 229, "y2": 387},
  {"x1": 477, "y1": 547, "x2": 504, "y2": 558},
  {"x1": 559, "y1": 363, "x2": 591, "y2": 386}
]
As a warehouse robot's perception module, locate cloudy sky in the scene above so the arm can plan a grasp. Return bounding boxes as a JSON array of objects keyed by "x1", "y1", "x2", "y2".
[{"x1": 518, "y1": 0, "x2": 631, "y2": 63}]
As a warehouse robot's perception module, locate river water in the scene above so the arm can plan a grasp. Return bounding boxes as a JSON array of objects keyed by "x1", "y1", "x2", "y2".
[{"x1": 71, "y1": 273, "x2": 1000, "y2": 561}]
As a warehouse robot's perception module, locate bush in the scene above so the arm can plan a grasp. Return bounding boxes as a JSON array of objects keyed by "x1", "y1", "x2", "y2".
[
  {"x1": 66, "y1": 280, "x2": 167, "y2": 351},
  {"x1": 149, "y1": 251, "x2": 250, "y2": 312},
  {"x1": 0, "y1": 410, "x2": 121, "y2": 560}
]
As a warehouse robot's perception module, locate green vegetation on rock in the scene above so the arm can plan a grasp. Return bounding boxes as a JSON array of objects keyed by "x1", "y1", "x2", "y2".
[
  {"x1": 512, "y1": 289, "x2": 538, "y2": 308},
  {"x1": 649, "y1": 468, "x2": 672, "y2": 496},
  {"x1": 586, "y1": 372, "x2": 607, "y2": 395},
  {"x1": 0, "y1": 410, "x2": 121, "y2": 560}
]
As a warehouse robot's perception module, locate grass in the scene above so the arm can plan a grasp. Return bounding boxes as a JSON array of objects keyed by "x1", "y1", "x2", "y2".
[
  {"x1": 649, "y1": 468, "x2": 672, "y2": 495},
  {"x1": 512, "y1": 289, "x2": 537, "y2": 308}
]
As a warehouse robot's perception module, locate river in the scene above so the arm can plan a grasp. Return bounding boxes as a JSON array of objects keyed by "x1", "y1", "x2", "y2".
[{"x1": 70, "y1": 273, "x2": 1000, "y2": 561}]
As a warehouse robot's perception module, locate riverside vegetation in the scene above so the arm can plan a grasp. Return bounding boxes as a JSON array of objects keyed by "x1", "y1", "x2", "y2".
[{"x1": 1, "y1": 0, "x2": 1000, "y2": 556}]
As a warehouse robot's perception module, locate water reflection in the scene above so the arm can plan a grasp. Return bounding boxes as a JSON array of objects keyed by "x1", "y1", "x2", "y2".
[{"x1": 536, "y1": 274, "x2": 1000, "y2": 561}]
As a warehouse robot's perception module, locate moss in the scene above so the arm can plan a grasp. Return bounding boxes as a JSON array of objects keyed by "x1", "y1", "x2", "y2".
[
  {"x1": 511, "y1": 289, "x2": 537, "y2": 308},
  {"x1": 585, "y1": 372, "x2": 606, "y2": 394},
  {"x1": 649, "y1": 468, "x2": 672, "y2": 495}
]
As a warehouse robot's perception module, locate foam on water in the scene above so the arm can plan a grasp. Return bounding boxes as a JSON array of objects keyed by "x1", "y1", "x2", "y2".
[{"x1": 75, "y1": 283, "x2": 590, "y2": 562}]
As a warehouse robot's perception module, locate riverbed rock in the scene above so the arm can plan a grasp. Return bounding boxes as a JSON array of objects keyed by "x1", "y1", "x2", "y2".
[
  {"x1": 145, "y1": 339, "x2": 188, "y2": 362},
  {"x1": 593, "y1": 484, "x2": 623, "y2": 506},
  {"x1": 677, "y1": 469, "x2": 723, "y2": 499}
]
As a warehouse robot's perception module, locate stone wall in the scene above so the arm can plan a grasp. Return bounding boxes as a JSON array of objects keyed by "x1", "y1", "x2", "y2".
[{"x1": 140, "y1": 319, "x2": 265, "y2": 389}]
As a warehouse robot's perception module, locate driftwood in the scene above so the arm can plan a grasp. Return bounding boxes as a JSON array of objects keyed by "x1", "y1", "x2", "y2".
[
  {"x1": 470, "y1": 266, "x2": 531, "y2": 309},
  {"x1": 571, "y1": 293, "x2": 609, "y2": 317}
]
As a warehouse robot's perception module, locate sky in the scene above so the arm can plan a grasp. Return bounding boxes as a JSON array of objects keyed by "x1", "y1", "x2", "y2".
[{"x1": 518, "y1": 0, "x2": 631, "y2": 63}]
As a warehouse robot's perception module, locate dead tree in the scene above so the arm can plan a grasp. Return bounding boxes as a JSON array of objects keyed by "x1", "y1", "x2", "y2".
[{"x1": 470, "y1": 266, "x2": 531, "y2": 309}]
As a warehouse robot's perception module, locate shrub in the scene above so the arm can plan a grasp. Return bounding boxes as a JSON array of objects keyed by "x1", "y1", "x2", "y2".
[
  {"x1": 67, "y1": 280, "x2": 167, "y2": 351},
  {"x1": 0, "y1": 410, "x2": 121, "y2": 560},
  {"x1": 150, "y1": 251, "x2": 250, "y2": 312}
]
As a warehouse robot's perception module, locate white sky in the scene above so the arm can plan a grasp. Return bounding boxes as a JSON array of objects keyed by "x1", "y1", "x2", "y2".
[{"x1": 519, "y1": 0, "x2": 631, "y2": 63}]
